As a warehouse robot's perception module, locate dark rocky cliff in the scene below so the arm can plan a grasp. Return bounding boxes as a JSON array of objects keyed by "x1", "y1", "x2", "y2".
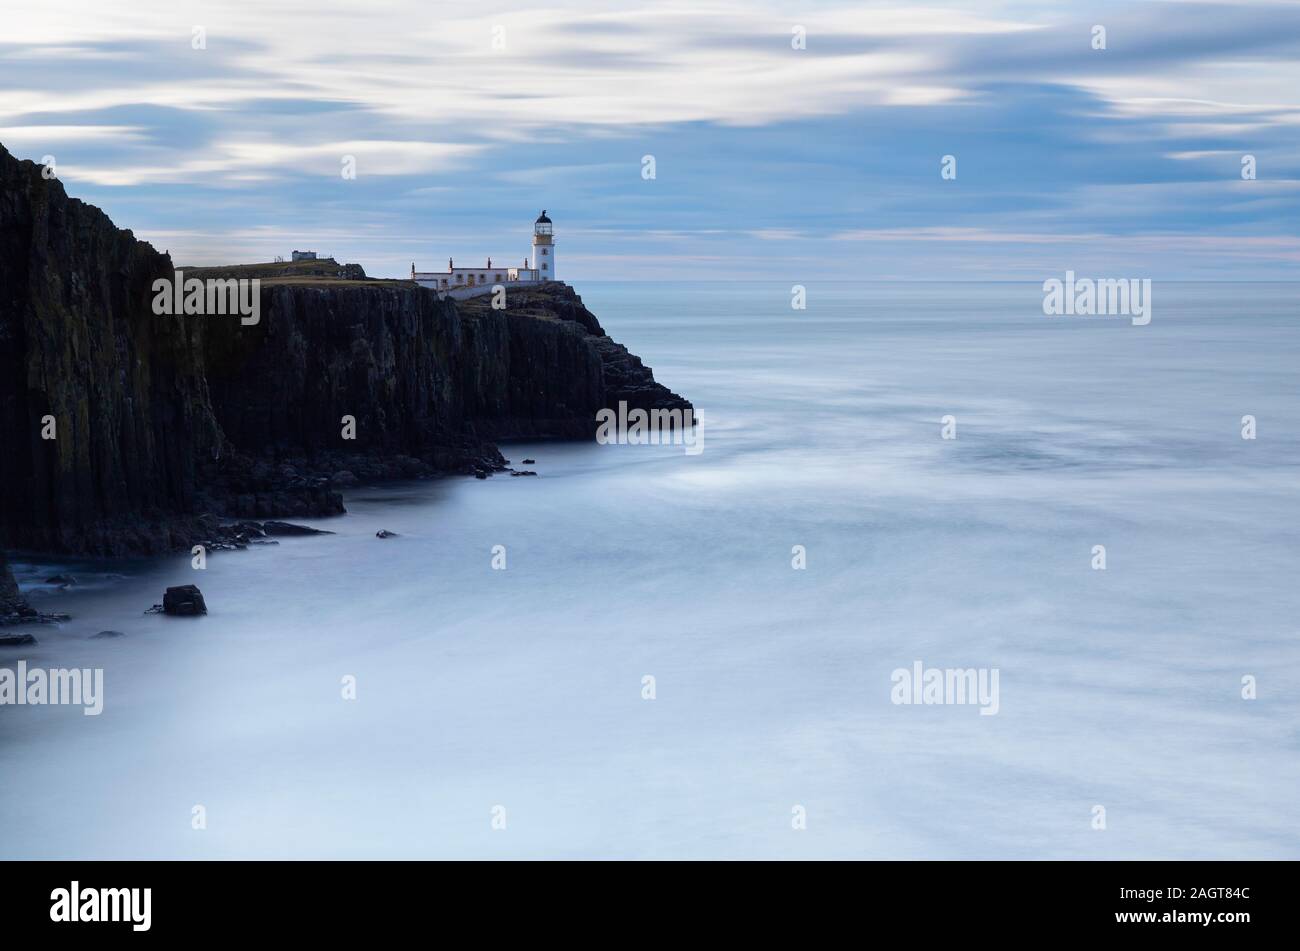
[
  {"x1": 0, "y1": 143, "x2": 223, "y2": 554},
  {"x1": 0, "y1": 142, "x2": 690, "y2": 562},
  {"x1": 199, "y1": 281, "x2": 609, "y2": 459},
  {"x1": 454, "y1": 285, "x2": 693, "y2": 438}
]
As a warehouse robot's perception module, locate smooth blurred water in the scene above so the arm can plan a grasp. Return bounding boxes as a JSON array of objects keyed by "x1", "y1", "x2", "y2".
[{"x1": 3, "y1": 282, "x2": 1298, "y2": 859}]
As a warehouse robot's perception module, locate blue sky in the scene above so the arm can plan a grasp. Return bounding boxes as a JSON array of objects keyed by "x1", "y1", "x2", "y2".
[{"x1": 1, "y1": 0, "x2": 1298, "y2": 279}]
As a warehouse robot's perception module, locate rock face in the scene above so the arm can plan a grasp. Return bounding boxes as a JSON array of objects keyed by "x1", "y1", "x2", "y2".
[
  {"x1": 162, "y1": 585, "x2": 207, "y2": 616},
  {"x1": 201, "y1": 281, "x2": 513, "y2": 465},
  {"x1": 455, "y1": 286, "x2": 692, "y2": 440},
  {"x1": 0, "y1": 141, "x2": 691, "y2": 560},
  {"x1": 201, "y1": 279, "x2": 670, "y2": 452},
  {"x1": 0, "y1": 144, "x2": 222, "y2": 554}
]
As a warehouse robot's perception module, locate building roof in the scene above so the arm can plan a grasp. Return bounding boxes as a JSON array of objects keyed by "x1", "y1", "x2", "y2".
[
  {"x1": 535, "y1": 210, "x2": 551, "y2": 224},
  {"x1": 412, "y1": 269, "x2": 538, "y2": 278}
]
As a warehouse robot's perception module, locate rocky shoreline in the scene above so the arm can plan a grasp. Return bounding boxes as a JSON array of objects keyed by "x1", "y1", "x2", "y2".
[
  {"x1": 0, "y1": 141, "x2": 691, "y2": 613},
  {"x1": 0, "y1": 549, "x2": 68, "y2": 626}
]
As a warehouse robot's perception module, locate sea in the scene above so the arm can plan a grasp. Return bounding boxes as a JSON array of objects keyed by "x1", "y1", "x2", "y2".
[{"x1": 3, "y1": 281, "x2": 1298, "y2": 859}]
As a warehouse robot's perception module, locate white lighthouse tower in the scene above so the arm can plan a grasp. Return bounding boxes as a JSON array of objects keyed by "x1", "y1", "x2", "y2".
[
  {"x1": 410, "y1": 211, "x2": 559, "y2": 293},
  {"x1": 532, "y1": 210, "x2": 555, "y2": 281}
]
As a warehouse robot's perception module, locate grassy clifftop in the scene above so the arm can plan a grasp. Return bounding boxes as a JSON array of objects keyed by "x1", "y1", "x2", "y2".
[{"x1": 182, "y1": 258, "x2": 368, "y2": 281}]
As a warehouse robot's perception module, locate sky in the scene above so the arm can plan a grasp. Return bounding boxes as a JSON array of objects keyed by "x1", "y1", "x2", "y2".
[{"x1": 1, "y1": 0, "x2": 1298, "y2": 280}]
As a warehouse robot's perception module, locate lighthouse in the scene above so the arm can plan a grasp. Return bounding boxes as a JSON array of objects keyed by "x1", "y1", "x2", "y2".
[
  {"x1": 410, "y1": 212, "x2": 558, "y2": 292},
  {"x1": 532, "y1": 210, "x2": 555, "y2": 281}
]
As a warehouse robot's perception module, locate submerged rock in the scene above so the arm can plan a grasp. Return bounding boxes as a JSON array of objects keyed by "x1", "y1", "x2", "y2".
[
  {"x1": 45, "y1": 574, "x2": 77, "y2": 586},
  {"x1": 162, "y1": 585, "x2": 208, "y2": 616},
  {"x1": 0, "y1": 553, "x2": 65, "y2": 625},
  {"x1": 521, "y1": 458, "x2": 536, "y2": 465},
  {"x1": 91, "y1": 630, "x2": 126, "y2": 639},
  {"x1": 262, "y1": 521, "x2": 334, "y2": 537},
  {"x1": 375, "y1": 530, "x2": 400, "y2": 539},
  {"x1": 510, "y1": 470, "x2": 538, "y2": 477},
  {"x1": 1, "y1": 550, "x2": 30, "y2": 617},
  {"x1": 0, "y1": 632, "x2": 37, "y2": 647}
]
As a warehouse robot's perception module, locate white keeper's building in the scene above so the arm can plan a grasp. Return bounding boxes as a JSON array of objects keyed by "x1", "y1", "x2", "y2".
[{"x1": 411, "y1": 211, "x2": 557, "y2": 291}]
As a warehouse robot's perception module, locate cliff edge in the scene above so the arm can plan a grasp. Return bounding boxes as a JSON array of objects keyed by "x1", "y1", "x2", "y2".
[{"x1": 0, "y1": 143, "x2": 691, "y2": 560}]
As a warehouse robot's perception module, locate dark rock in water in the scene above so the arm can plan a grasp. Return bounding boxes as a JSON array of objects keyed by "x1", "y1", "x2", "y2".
[
  {"x1": 91, "y1": 630, "x2": 126, "y2": 639},
  {"x1": 375, "y1": 530, "x2": 399, "y2": 539},
  {"x1": 521, "y1": 458, "x2": 536, "y2": 465},
  {"x1": 0, "y1": 632, "x2": 37, "y2": 647},
  {"x1": 0, "y1": 611, "x2": 68, "y2": 625},
  {"x1": 1, "y1": 549, "x2": 30, "y2": 615},
  {"x1": 474, "y1": 471, "x2": 489, "y2": 479},
  {"x1": 332, "y1": 470, "x2": 358, "y2": 487},
  {"x1": 262, "y1": 521, "x2": 334, "y2": 537},
  {"x1": 162, "y1": 585, "x2": 207, "y2": 616},
  {"x1": 45, "y1": 574, "x2": 77, "y2": 586},
  {"x1": 0, "y1": 551, "x2": 65, "y2": 624},
  {"x1": 510, "y1": 470, "x2": 538, "y2": 477}
]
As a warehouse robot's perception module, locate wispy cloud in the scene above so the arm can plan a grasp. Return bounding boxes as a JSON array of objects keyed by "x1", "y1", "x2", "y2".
[{"x1": 0, "y1": 0, "x2": 1296, "y2": 278}]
